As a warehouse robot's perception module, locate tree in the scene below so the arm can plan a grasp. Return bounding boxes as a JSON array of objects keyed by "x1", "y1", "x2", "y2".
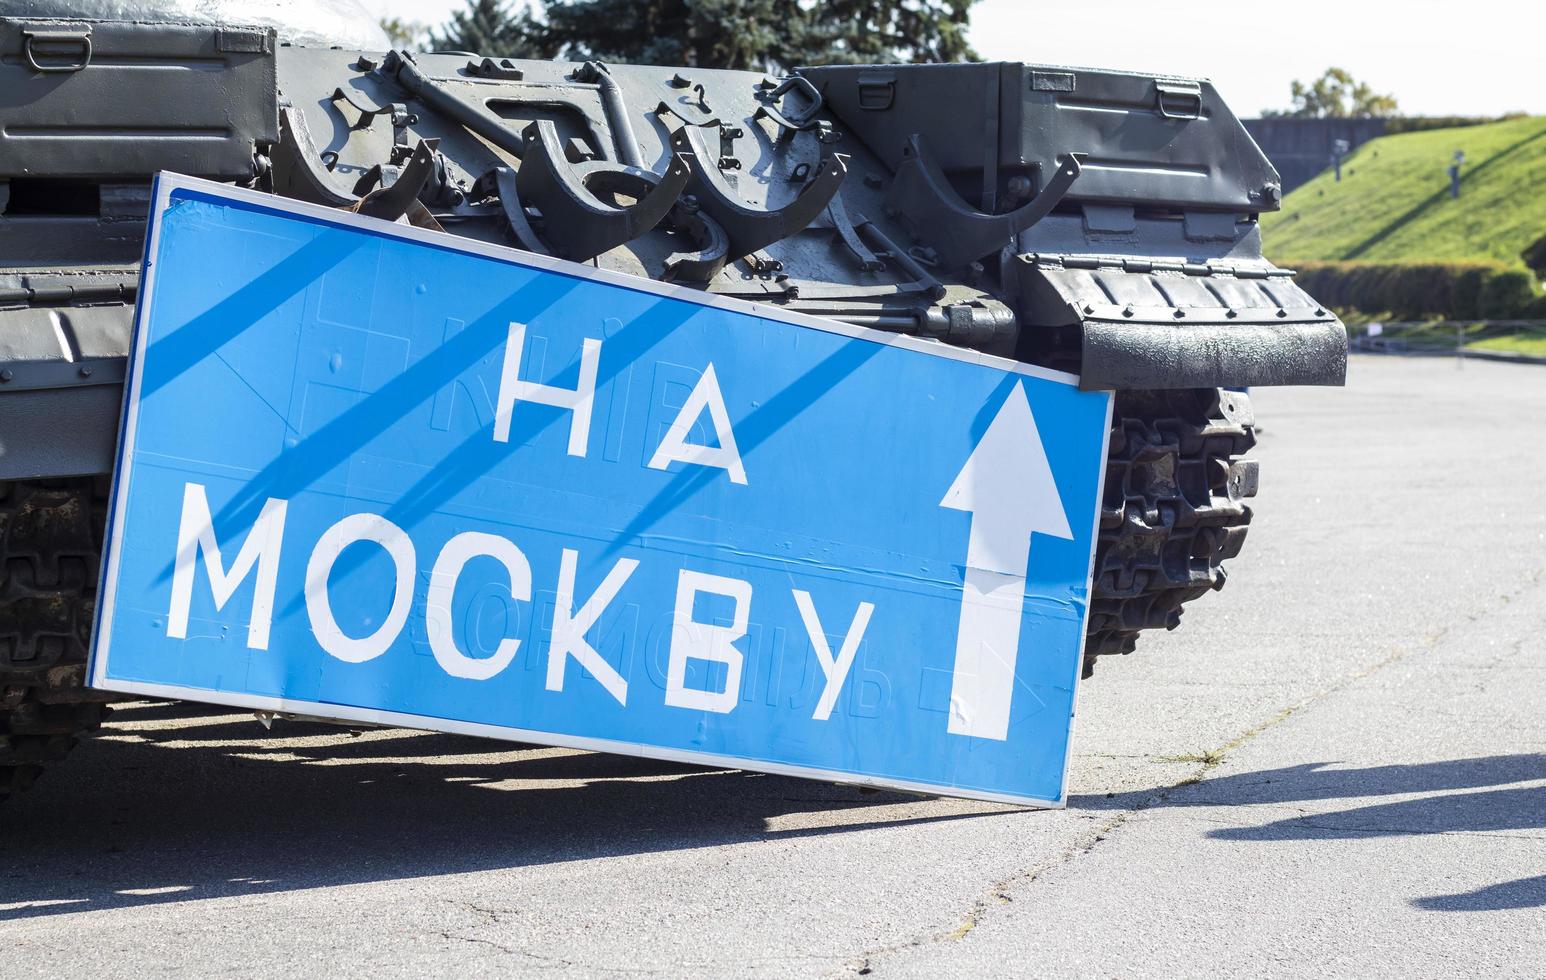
[
  {"x1": 431, "y1": 0, "x2": 977, "y2": 69},
  {"x1": 379, "y1": 17, "x2": 427, "y2": 49},
  {"x1": 534, "y1": 0, "x2": 785, "y2": 69},
  {"x1": 1272, "y1": 67, "x2": 1399, "y2": 119},
  {"x1": 431, "y1": 0, "x2": 546, "y2": 57},
  {"x1": 790, "y1": 0, "x2": 976, "y2": 66}
]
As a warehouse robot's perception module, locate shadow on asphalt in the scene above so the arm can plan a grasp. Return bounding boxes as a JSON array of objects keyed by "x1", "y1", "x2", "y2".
[
  {"x1": 0, "y1": 702, "x2": 1013, "y2": 922},
  {"x1": 1073, "y1": 754, "x2": 1546, "y2": 912},
  {"x1": 1413, "y1": 874, "x2": 1546, "y2": 912}
]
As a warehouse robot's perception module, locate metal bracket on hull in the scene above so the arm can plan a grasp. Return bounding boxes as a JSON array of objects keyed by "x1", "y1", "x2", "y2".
[{"x1": 885, "y1": 135, "x2": 1082, "y2": 268}]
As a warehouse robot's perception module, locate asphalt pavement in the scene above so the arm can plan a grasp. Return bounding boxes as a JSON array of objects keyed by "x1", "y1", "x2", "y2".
[{"x1": 4, "y1": 354, "x2": 1544, "y2": 977}]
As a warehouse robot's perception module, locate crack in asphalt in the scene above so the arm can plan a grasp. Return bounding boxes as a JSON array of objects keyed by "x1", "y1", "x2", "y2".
[
  {"x1": 843, "y1": 562, "x2": 1546, "y2": 977},
  {"x1": 441, "y1": 900, "x2": 843, "y2": 976},
  {"x1": 436, "y1": 930, "x2": 689, "y2": 974},
  {"x1": 835, "y1": 808, "x2": 1135, "y2": 977},
  {"x1": 437, "y1": 931, "x2": 562, "y2": 965},
  {"x1": 455, "y1": 900, "x2": 523, "y2": 923}
]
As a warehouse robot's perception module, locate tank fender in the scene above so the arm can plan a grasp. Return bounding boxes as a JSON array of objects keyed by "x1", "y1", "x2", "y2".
[{"x1": 1014, "y1": 254, "x2": 1348, "y2": 390}]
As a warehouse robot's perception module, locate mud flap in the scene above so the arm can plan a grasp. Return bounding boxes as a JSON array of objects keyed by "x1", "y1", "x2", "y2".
[
  {"x1": 1015, "y1": 257, "x2": 1348, "y2": 390},
  {"x1": 1078, "y1": 319, "x2": 1348, "y2": 391}
]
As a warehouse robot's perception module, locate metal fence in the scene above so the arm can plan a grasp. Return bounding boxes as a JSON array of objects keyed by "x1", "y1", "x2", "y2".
[{"x1": 1350, "y1": 320, "x2": 1546, "y2": 362}]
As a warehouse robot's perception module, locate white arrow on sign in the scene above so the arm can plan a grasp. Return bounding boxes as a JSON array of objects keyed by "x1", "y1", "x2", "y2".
[{"x1": 941, "y1": 382, "x2": 1073, "y2": 741}]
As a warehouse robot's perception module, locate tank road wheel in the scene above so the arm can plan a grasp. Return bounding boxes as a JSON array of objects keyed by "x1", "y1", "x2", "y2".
[
  {"x1": 1084, "y1": 388, "x2": 1258, "y2": 676},
  {"x1": 0, "y1": 478, "x2": 115, "y2": 804}
]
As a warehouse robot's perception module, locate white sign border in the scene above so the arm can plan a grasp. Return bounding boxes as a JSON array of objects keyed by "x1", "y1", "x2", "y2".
[{"x1": 90, "y1": 173, "x2": 1113, "y2": 809}]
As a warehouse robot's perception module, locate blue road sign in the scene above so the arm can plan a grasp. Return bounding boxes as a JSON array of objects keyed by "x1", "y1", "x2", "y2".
[{"x1": 91, "y1": 176, "x2": 1113, "y2": 806}]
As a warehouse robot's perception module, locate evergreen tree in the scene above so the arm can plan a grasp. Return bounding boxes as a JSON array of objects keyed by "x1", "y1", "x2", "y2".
[
  {"x1": 431, "y1": 0, "x2": 546, "y2": 58},
  {"x1": 537, "y1": 0, "x2": 785, "y2": 69},
  {"x1": 430, "y1": 0, "x2": 979, "y2": 68},
  {"x1": 783, "y1": 0, "x2": 977, "y2": 66}
]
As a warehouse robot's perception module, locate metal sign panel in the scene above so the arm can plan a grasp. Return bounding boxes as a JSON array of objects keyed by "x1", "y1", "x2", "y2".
[{"x1": 91, "y1": 175, "x2": 1113, "y2": 806}]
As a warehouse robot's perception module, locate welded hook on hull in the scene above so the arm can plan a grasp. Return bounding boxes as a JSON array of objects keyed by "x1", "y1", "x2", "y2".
[
  {"x1": 514, "y1": 119, "x2": 692, "y2": 262},
  {"x1": 885, "y1": 135, "x2": 1083, "y2": 268},
  {"x1": 665, "y1": 122, "x2": 847, "y2": 262},
  {"x1": 497, "y1": 156, "x2": 731, "y2": 281}
]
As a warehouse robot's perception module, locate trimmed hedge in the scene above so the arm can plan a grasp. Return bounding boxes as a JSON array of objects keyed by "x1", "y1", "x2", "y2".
[
  {"x1": 1292, "y1": 261, "x2": 1543, "y2": 319},
  {"x1": 1383, "y1": 113, "x2": 1528, "y2": 135},
  {"x1": 1524, "y1": 233, "x2": 1546, "y2": 278}
]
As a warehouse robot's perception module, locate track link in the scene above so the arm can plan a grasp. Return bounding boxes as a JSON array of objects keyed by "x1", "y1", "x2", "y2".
[
  {"x1": 0, "y1": 477, "x2": 114, "y2": 804},
  {"x1": 1085, "y1": 388, "x2": 1259, "y2": 675}
]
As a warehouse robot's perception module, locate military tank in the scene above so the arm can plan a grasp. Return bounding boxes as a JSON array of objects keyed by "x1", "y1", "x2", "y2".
[{"x1": 0, "y1": 2, "x2": 1346, "y2": 801}]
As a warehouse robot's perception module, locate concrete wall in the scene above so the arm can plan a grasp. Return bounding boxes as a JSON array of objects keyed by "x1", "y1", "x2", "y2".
[{"x1": 1242, "y1": 118, "x2": 1389, "y2": 192}]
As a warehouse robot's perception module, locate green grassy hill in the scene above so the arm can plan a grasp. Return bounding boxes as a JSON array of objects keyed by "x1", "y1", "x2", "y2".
[{"x1": 1262, "y1": 115, "x2": 1546, "y2": 267}]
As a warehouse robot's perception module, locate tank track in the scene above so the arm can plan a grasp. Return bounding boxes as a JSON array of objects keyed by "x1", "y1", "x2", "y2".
[
  {"x1": 0, "y1": 477, "x2": 115, "y2": 804},
  {"x1": 0, "y1": 390, "x2": 1255, "y2": 797},
  {"x1": 1084, "y1": 387, "x2": 1259, "y2": 676}
]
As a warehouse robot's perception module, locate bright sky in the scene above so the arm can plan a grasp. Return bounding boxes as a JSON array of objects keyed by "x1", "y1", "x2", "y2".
[{"x1": 366, "y1": 0, "x2": 1544, "y2": 117}]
